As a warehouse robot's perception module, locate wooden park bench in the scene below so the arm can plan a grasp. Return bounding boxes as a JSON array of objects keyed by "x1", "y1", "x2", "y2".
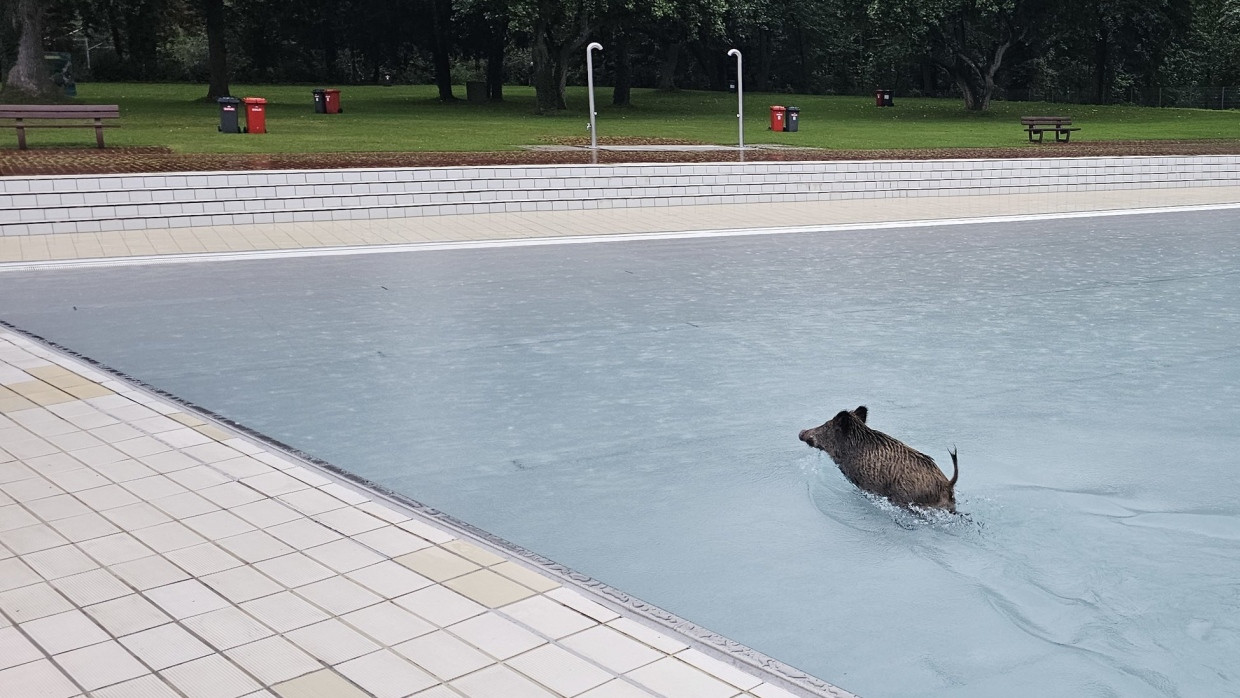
[
  {"x1": 0, "y1": 104, "x2": 120, "y2": 150},
  {"x1": 1020, "y1": 116, "x2": 1079, "y2": 143}
]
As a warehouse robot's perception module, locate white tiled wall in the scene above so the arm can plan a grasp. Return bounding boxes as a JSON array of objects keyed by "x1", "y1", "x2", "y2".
[{"x1": 1, "y1": 156, "x2": 1238, "y2": 236}]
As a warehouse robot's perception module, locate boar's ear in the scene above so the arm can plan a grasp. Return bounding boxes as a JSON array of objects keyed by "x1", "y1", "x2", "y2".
[
  {"x1": 853, "y1": 406, "x2": 868, "y2": 423},
  {"x1": 833, "y1": 409, "x2": 855, "y2": 435}
]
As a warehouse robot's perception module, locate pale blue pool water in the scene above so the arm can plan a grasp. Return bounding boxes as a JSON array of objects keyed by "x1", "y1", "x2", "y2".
[{"x1": 3, "y1": 208, "x2": 1239, "y2": 697}]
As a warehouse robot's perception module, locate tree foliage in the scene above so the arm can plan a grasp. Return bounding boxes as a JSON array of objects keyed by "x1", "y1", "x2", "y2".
[{"x1": 3, "y1": 0, "x2": 1238, "y2": 110}]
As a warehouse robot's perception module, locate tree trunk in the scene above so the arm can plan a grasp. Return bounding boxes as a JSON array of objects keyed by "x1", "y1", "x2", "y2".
[
  {"x1": 203, "y1": 0, "x2": 230, "y2": 100},
  {"x1": 3, "y1": 0, "x2": 56, "y2": 99},
  {"x1": 485, "y1": 12, "x2": 507, "y2": 101},
  {"x1": 753, "y1": 30, "x2": 772, "y2": 92},
  {"x1": 611, "y1": 30, "x2": 630, "y2": 106},
  {"x1": 1092, "y1": 18, "x2": 1109, "y2": 103},
  {"x1": 656, "y1": 41, "x2": 680, "y2": 91},
  {"x1": 531, "y1": 20, "x2": 562, "y2": 112},
  {"x1": 430, "y1": 0, "x2": 455, "y2": 101}
]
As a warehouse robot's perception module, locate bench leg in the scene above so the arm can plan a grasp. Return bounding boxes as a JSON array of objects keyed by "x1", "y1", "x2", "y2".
[
  {"x1": 16, "y1": 123, "x2": 26, "y2": 150},
  {"x1": 95, "y1": 122, "x2": 105, "y2": 148}
]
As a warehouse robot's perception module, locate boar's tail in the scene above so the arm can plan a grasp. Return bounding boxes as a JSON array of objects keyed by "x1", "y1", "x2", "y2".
[{"x1": 947, "y1": 446, "x2": 959, "y2": 489}]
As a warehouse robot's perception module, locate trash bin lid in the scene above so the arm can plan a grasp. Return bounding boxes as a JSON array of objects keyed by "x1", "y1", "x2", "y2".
[
  {"x1": 324, "y1": 89, "x2": 340, "y2": 94},
  {"x1": 787, "y1": 106, "x2": 800, "y2": 111},
  {"x1": 217, "y1": 96, "x2": 241, "y2": 104},
  {"x1": 770, "y1": 105, "x2": 786, "y2": 110},
  {"x1": 242, "y1": 97, "x2": 267, "y2": 104},
  {"x1": 312, "y1": 89, "x2": 325, "y2": 94}
]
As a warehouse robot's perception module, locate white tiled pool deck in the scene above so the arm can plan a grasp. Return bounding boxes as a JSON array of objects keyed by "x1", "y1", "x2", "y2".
[{"x1": 2, "y1": 180, "x2": 1239, "y2": 698}]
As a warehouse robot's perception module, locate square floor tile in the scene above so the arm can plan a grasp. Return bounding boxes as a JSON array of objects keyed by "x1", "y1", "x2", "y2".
[
  {"x1": 49, "y1": 567, "x2": 131, "y2": 606},
  {"x1": 0, "y1": 523, "x2": 68, "y2": 554},
  {"x1": 448, "y1": 613, "x2": 546, "y2": 661},
  {"x1": 202, "y1": 565, "x2": 283, "y2": 603},
  {"x1": 199, "y1": 482, "x2": 266, "y2": 509},
  {"x1": 0, "y1": 582, "x2": 73, "y2": 622},
  {"x1": 394, "y1": 546, "x2": 480, "y2": 582},
  {"x1": 23, "y1": 544, "x2": 97, "y2": 580},
  {"x1": 85, "y1": 593, "x2": 172, "y2": 636},
  {"x1": 120, "y1": 622, "x2": 214, "y2": 670},
  {"x1": 122, "y1": 475, "x2": 189, "y2": 502},
  {"x1": 91, "y1": 674, "x2": 183, "y2": 698},
  {"x1": 0, "y1": 504, "x2": 37, "y2": 532},
  {"x1": 345, "y1": 560, "x2": 433, "y2": 599},
  {"x1": 626, "y1": 657, "x2": 739, "y2": 698},
  {"x1": 132, "y1": 521, "x2": 207, "y2": 553},
  {"x1": 449, "y1": 664, "x2": 555, "y2": 698},
  {"x1": 353, "y1": 526, "x2": 431, "y2": 557},
  {"x1": 441, "y1": 540, "x2": 504, "y2": 566},
  {"x1": 394, "y1": 629, "x2": 492, "y2": 681},
  {"x1": 303, "y1": 538, "x2": 383, "y2": 573},
  {"x1": 23, "y1": 493, "x2": 90, "y2": 521},
  {"x1": 311, "y1": 507, "x2": 386, "y2": 536},
  {"x1": 111, "y1": 555, "x2": 191, "y2": 590},
  {"x1": 508, "y1": 643, "x2": 613, "y2": 696},
  {"x1": 444, "y1": 569, "x2": 536, "y2": 608},
  {"x1": 102, "y1": 501, "x2": 173, "y2": 530},
  {"x1": 354, "y1": 501, "x2": 409, "y2": 524},
  {"x1": 241, "y1": 471, "x2": 309, "y2": 497},
  {"x1": 502, "y1": 595, "x2": 597, "y2": 640},
  {"x1": 0, "y1": 658, "x2": 80, "y2": 698},
  {"x1": 578, "y1": 679, "x2": 661, "y2": 698},
  {"x1": 113, "y1": 435, "x2": 174, "y2": 459},
  {"x1": 217, "y1": 530, "x2": 294, "y2": 563},
  {"x1": 340, "y1": 601, "x2": 435, "y2": 646},
  {"x1": 95, "y1": 458, "x2": 158, "y2": 483},
  {"x1": 164, "y1": 543, "x2": 244, "y2": 576},
  {"x1": 145, "y1": 579, "x2": 231, "y2": 619},
  {"x1": 294, "y1": 576, "x2": 381, "y2": 615},
  {"x1": 78, "y1": 532, "x2": 152, "y2": 565},
  {"x1": 606, "y1": 618, "x2": 687, "y2": 654},
  {"x1": 150, "y1": 491, "x2": 219, "y2": 519},
  {"x1": 254, "y1": 553, "x2": 334, "y2": 588},
  {"x1": 161, "y1": 654, "x2": 262, "y2": 698},
  {"x1": 2, "y1": 475, "x2": 63, "y2": 501},
  {"x1": 265, "y1": 518, "x2": 342, "y2": 549},
  {"x1": 166, "y1": 465, "x2": 231, "y2": 491},
  {"x1": 230, "y1": 499, "x2": 301, "y2": 528},
  {"x1": 22, "y1": 608, "x2": 109, "y2": 654},
  {"x1": 393, "y1": 585, "x2": 485, "y2": 627},
  {"x1": 182, "y1": 510, "x2": 256, "y2": 539},
  {"x1": 316, "y1": 483, "x2": 369, "y2": 506},
  {"x1": 75, "y1": 483, "x2": 141, "y2": 511},
  {"x1": 241, "y1": 591, "x2": 330, "y2": 632},
  {"x1": 0, "y1": 624, "x2": 45, "y2": 670},
  {"x1": 182, "y1": 606, "x2": 274, "y2": 651},
  {"x1": 55, "y1": 639, "x2": 148, "y2": 691},
  {"x1": 271, "y1": 668, "x2": 370, "y2": 698},
  {"x1": 213, "y1": 456, "x2": 274, "y2": 480},
  {"x1": 48, "y1": 511, "x2": 121, "y2": 543},
  {"x1": 226, "y1": 634, "x2": 322, "y2": 684},
  {"x1": 276, "y1": 489, "x2": 348, "y2": 516},
  {"x1": 0, "y1": 556, "x2": 40, "y2": 591},
  {"x1": 139, "y1": 450, "x2": 199, "y2": 474},
  {"x1": 560, "y1": 625, "x2": 662, "y2": 674},
  {"x1": 490, "y1": 561, "x2": 561, "y2": 593},
  {"x1": 674, "y1": 648, "x2": 763, "y2": 691},
  {"x1": 335, "y1": 650, "x2": 438, "y2": 698},
  {"x1": 285, "y1": 618, "x2": 380, "y2": 664}
]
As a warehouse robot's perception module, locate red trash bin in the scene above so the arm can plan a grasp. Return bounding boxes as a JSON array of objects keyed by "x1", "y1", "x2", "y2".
[
  {"x1": 324, "y1": 89, "x2": 342, "y2": 114},
  {"x1": 769, "y1": 105, "x2": 786, "y2": 132},
  {"x1": 876, "y1": 90, "x2": 884, "y2": 107},
  {"x1": 243, "y1": 97, "x2": 268, "y2": 134}
]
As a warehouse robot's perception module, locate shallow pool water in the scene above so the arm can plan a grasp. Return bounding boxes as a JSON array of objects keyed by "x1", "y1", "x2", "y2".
[{"x1": 3, "y1": 208, "x2": 1239, "y2": 697}]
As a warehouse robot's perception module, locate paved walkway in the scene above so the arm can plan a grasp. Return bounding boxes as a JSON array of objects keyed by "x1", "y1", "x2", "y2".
[{"x1": 2, "y1": 182, "x2": 1239, "y2": 698}]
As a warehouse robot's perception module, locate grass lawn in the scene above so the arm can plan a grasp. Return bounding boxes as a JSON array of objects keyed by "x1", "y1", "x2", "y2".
[{"x1": 18, "y1": 82, "x2": 1240, "y2": 153}]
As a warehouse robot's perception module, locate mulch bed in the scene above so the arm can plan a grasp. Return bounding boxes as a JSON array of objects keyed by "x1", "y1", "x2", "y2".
[{"x1": 2, "y1": 140, "x2": 1240, "y2": 177}]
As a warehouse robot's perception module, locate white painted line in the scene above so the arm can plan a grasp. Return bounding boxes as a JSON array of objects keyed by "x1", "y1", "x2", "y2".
[{"x1": 2, "y1": 202, "x2": 1238, "y2": 273}]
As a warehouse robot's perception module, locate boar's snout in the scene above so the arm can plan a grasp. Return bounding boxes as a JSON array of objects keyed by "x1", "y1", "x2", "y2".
[{"x1": 799, "y1": 429, "x2": 815, "y2": 447}]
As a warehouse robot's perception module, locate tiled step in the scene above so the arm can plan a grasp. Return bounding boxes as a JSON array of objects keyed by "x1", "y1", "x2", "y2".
[{"x1": 2, "y1": 156, "x2": 1238, "y2": 236}]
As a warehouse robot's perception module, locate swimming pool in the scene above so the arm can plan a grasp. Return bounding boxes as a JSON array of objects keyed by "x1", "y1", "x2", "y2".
[{"x1": 3, "y1": 207, "x2": 1238, "y2": 697}]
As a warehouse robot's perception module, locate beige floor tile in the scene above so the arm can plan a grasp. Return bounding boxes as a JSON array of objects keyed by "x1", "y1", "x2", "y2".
[
  {"x1": 443, "y1": 569, "x2": 535, "y2": 608},
  {"x1": 271, "y1": 668, "x2": 370, "y2": 698},
  {"x1": 394, "y1": 546, "x2": 481, "y2": 582}
]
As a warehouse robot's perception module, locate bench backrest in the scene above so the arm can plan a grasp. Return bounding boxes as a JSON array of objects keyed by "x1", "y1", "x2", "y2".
[
  {"x1": 0, "y1": 104, "x2": 120, "y2": 119},
  {"x1": 1021, "y1": 116, "x2": 1072, "y2": 125}
]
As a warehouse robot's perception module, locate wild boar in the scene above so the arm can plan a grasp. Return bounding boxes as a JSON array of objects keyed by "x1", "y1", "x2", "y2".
[{"x1": 799, "y1": 406, "x2": 958, "y2": 512}]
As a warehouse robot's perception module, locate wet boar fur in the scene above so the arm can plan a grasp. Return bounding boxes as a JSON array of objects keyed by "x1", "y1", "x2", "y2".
[{"x1": 799, "y1": 406, "x2": 958, "y2": 512}]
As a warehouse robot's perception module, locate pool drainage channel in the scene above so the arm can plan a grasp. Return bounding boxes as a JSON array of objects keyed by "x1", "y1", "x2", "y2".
[{"x1": 0, "y1": 318, "x2": 860, "y2": 698}]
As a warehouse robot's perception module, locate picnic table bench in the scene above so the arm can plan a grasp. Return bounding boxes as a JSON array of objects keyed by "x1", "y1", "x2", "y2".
[
  {"x1": 1021, "y1": 116, "x2": 1079, "y2": 143},
  {"x1": 0, "y1": 104, "x2": 120, "y2": 150}
]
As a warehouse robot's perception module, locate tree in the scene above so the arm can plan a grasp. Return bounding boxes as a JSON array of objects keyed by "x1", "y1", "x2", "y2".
[
  {"x1": 201, "y1": 0, "x2": 229, "y2": 99},
  {"x1": 2, "y1": 0, "x2": 59, "y2": 99},
  {"x1": 870, "y1": 0, "x2": 1040, "y2": 110}
]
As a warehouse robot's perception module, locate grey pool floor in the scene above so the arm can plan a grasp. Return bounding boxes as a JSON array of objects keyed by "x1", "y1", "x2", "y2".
[{"x1": 1, "y1": 183, "x2": 1239, "y2": 698}]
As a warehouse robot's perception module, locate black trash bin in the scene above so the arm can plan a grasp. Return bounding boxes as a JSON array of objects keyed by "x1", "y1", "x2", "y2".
[
  {"x1": 785, "y1": 106, "x2": 800, "y2": 132},
  {"x1": 883, "y1": 89, "x2": 894, "y2": 107},
  {"x1": 312, "y1": 89, "x2": 327, "y2": 114},
  {"x1": 217, "y1": 97, "x2": 241, "y2": 133}
]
